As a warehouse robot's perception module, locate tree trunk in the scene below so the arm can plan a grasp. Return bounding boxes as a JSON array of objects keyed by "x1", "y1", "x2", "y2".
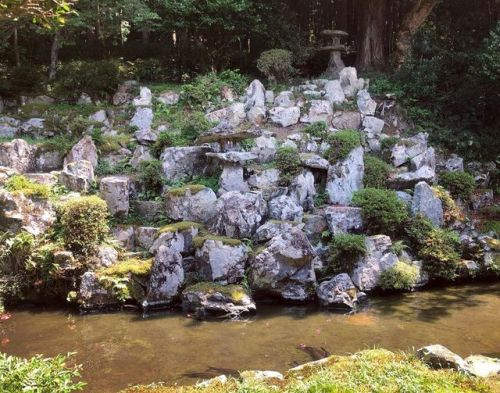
[
  {"x1": 393, "y1": 0, "x2": 439, "y2": 68},
  {"x1": 142, "y1": 29, "x2": 150, "y2": 45},
  {"x1": 356, "y1": 0, "x2": 387, "y2": 71},
  {"x1": 13, "y1": 25, "x2": 20, "y2": 67},
  {"x1": 48, "y1": 30, "x2": 60, "y2": 80}
]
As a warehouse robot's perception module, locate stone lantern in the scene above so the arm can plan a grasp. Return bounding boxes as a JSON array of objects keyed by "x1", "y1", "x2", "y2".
[{"x1": 319, "y1": 29, "x2": 349, "y2": 78}]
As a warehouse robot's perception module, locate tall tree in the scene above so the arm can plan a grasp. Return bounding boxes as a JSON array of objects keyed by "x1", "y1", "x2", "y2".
[{"x1": 356, "y1": 0, "x2": 387, "y2": 71}]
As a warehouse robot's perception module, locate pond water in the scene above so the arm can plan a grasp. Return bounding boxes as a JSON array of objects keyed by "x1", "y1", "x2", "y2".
[{"x1": 1, "y1": 283, "x2": 500, "y2": 392}]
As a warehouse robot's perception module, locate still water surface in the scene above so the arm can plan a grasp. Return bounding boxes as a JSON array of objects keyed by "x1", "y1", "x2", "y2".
[{"x1": 2, "y1": 283, "x2": 500, "y2": 392}]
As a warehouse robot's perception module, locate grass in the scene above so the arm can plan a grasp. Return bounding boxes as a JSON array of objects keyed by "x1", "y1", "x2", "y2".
[
  {"x1": 120, "y1": 349, "x2": 498, "y2": 393},
  {"x1": 158, "y1": 221, "x2": 204, "y2": 235},
  {"x1": 5, "y1": 175, "x2": 52, "y2": 199},
  {"x1": 148, "y1": 82, "x2": 182, "y2": 94},
  {"x1": 183, "y1": 282, "x2": 248, "y2": 303},
  {"x1": 166, "y1": 184, "x2": 206, "y2": 197}
]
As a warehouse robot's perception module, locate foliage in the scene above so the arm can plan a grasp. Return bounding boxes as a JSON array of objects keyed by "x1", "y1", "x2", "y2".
[
  {"x1": 0, "y1": 352, "x2": 84, "y2": 393},
  {"x1": 0, "y1": 65, "x2": 44, "y2": 97},
  {"x1": 324, "y1": 130, "x2": 362, "y2": 164},
  {"x1": 100, "y1": 258, "x2": 153, "y2": 277},
  {"x1": 303, "y1": 121, "x2": 328, "y2": 139},
  {"x1": 275, "y1": 146, "x2": 302, "y2": 186},
  {"x1": 313, "y1": 191, "x2": 329, "y2": 208},
  {"x1": 432, "y1": 186, "x2": 465, "y2": 224},
  {"x1": 0, "y1": 0, "x2": 75, "y2": 26},
  {"x1": 364, "y1": 155, "x2": 392, "y2": 189},
  {"x1": 191, "y1": 174, "x2": 220, "y2": 193},
  {"x1": 328, "y1": 233, "x2": 367, "y2": 274},
  {"x1": 5, "y1": 175, "x2": 51, "y2": 199},
  {"x1": 54, "y1": 60, "x2": 122, "y2": 101},
  {"x1": 352, "y1": 188, "x2": 409, "y2": 235},
  {"x1": 439, "y1": 171, "x2": 476, "y2": 200},
  {"x1": 138, "y1": 160, "x2": 165, "y2": 198},
  {"x1": 59, "y1": 196, "x2": 109, "y2": 256},
  {"x1": 256, "y1": 49, "x2": 295, "y2": 83},
  {"x1": 379, "y1": 261, "x2": 419, "y2": 291}
]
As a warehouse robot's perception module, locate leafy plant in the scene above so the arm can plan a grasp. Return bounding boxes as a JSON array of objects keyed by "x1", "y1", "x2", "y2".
[
  {"x1": 256, "y1": 49, "x2": 295, "y2": 83},
  {"x1": 439, "y1": 171, "x2": 476, "y2": 200},
  {"x1": 364, "y1": 155, "x2": 392, "y2": 189},
  {"x1": 5, "y1": 175, "x2": 51, "y2": 199},
  {"x1": 138, "y1": 159, "x2": 165, "y2": 197},
  {"x1": 304, "y1": 121, "x2": 328, "y2": 139},
  {"x1": 379, "y1": 261, "x2": 419, "y2": 291},
  {"x1": 275, "y1": 146, "x2": 302, "y2": 186},
  {"x1": 328, "y1": 233, "x2": 367, "y2": 274},
  {"x1": 324, "y1": 130, "x2": 362, "y2": 164}
]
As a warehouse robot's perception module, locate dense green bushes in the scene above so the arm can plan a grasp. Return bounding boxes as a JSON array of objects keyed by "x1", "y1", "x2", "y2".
[
  {"x1": 138, "y1": 160, "x2": 165, "y2": 198},
  {"x1": 304, "y1": 121, "x2": 328, "y2": 139},
  {"x1": 256, "y1": 49, "x2": 295, "y2": 83},
  {"x1": 0, "y1": 353, "x2": 85, "y2": 393},
  {"x1": 324, "y1": 130, "x2": 362, "y2": 163},
  {"x1": 275, "y1": 146, "x2": 302, "y2": 186},
  {"x1": 328, "y1": 233, "x2": 367, "y2": 274},
  {"x1": 439, "y1": 171, "x2": 476, "y2": 200},
  {"x1": 352, "y1": 188, "x2": 409, "y2": 235},
  {"x1": 379, "y1": 261, "x2": 419, "y2": 291},
  {"x1": 364, "y1": 155, "x2": 391, "y2": 189},
  {"x1": 59, "y1": 196, "x2": 109, "y2": 256}
]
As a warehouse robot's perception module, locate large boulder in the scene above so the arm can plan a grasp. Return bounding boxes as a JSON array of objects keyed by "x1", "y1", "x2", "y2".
[
  {"x1": 331, "y1": 111, "x2": 362, "y2": 130},
  {"x1": 130, "y1": 145, "x2": 153, "y2": 168},
  {"x1": 250, "y1": 135, "x2": 278, "y2": 163},
  {"x1": 317, "y1": 273, "x2": 365, "y2": 309},
  {"x1": 132, "y1": 86, "x2": 152, "y2": 107},
  {"x1": 150, "y1": 223, "x2": 201, "y2": 255},
  {"x1": 289, "y1": 171, "x2": 316, "y2": 211},
  {"x1": 326, "y1": 146, "x2": 364, "y2": 205},
  {"x1": 412, "y1": 181, "x2": 443, "y2": 227},
  {"x1": 324, "y1": 206, "x2": 363, "y2": 235},
  {"x1": 391, "y1": 133, "x2": 428, "y2": 167},
  {"x1": 211, "y1": 191, "x2": 267, "y2": 238},
  {"x1": 165, "y1": 186, "x2": 217, "y2": 224},
  {"x1": 248, "y1": 168, "x2": 280, "y2": 189},
  {"x1": 206, "y1": 103, "x2": 246, "y2": 128},
  {"x1": 244, "y1": 80, "x2": 267, "y2": 110},
  {"x1": 390, "y1": 166, "x2": 436, "y2": 189},
  {"x1": 357, "y1": 90, "x2": 377, "y2": 116},
  {"x1": 160, "y1": 146, "x2": 210, "y2": 182},
  {"x1": 59, "y1": 160, "x2": 95, "y2": 193},
  {"x1": 182, "y1": 283, "x2": 256, "y2": 319},
  {"x1": 34, "y1": 146, "x2": 64, "y2": 172},
  {"x1": 131, "y1": 107, "x2": 154, "y2": 132},
  {"x1": 250, "y1": 227, "x2": 317, "y2": 301},
  {"x1": 195, "y1": 238, "x2": 248, "y2": 284},
  {"x1": 64, "y1": 135, "x2": 98, "y2": 169},
  {"x1": 339, "y1": 67, "x2": 365, "y2": 98},
  {"x1": 464, "y1": 355, "x2": 500, "y2": 378},
  {"x1": 300, "y1": 100, "x2": 333, "y2": 124},
  {"x1": 255, "y1": 220, "x2": 298, "y2": 243},
  {"x1": 274, "y1": 91, "x2": 295, "y2": 108},
  {"x1": 78, "y1": 272, "x2": 119, "y2": 311},
  {"x1": 351, "y1": 235, "x2": 399, "y2": 291},
  {"x1": 411, "y1": 147, "x2": 436, "y2": 171},
  {"x1": 143, "y1": 245, "x2": 184, "y2": 309},
  {"x1": 416, "y1": 345, "x2": 467, "y2": 371},
  {"x1": 325, "y1": 80, "x2": 346, "y2": 105},
  {"x1": 268, "y1": 195, "x2": 304, "y2": 222},
  {"x1": 0, "y1": 139, "x2": 34, "y2": 172},
  {"x1": 99, "y1": 176, "x2": 130, "y2": 217},
  {"x1": 269, "y1": 106, "x2": 300, "y2": 127},
  {"x1": 0, "y1": 116, "x2": 19, "y2": 137}
]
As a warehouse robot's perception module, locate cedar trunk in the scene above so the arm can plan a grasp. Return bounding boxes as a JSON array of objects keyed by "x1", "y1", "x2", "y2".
[{"x1": 357, "y1": 0, "x2": 387, "y2": 71}]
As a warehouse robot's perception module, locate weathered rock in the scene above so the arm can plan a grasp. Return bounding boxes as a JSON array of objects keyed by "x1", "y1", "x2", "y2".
[
  {"x1": 289, "y1": 171, "x2": 316, "y2": 211},
  {"x1": 95, "y1": 246, "x2": 118, "y2": 268},
  {"x1": 303, "y1": 214, "x2": 328, "y2": 242},
  {"x1": 445, "y1": 154, "x2": 464, "y2": 172},
  {"x1": 182, "y1": 284, "x2": 256, "y2": 319},
  {"x1": 135, "y1": 227, "x2": 159, "y2": 250},
  {"x1": 113, "y1": 81, "x2": 137, "y2": 106},
  {"x1": 212, "y1": 191, "x2": 267, "y2": 238},
  {"x1": 274, "y1": 91, "x2": 295, "y2": 108},
  {"x1": 464, "y1": 355, "x2": 500, "y2": 378},
  {"x1": 133, "y1": 86, "x2": 153, "y2": 107},
  {"x1": 206, "y1": 103, "x2": 246, "y2": 128},
  {"x1": 113, "y1": 225, "x2": 135, "y2": 250},
  {"x1": 317, "y1": 273, "x2": 365, "y2": 309},
  {"x1": 390, "y1": 166, "x2": 436, "y2": 189},
  {"x1": 78, "y1": 272, "x2": 120, "y2": 311},
  {"x1": 19, "y1": 118, "x2": 45, "y2": 136},
  {"x1": 195, "y1": 239, "x2": 248, "y2": 284},
  {"x1": 332, "y1": 111, "x2": 362, "y2": 130},
  {"x1": 301, "y1": 100, "x2": 333, "y2": 124},
  {"x1": 131, "y1": 107, "x2": 154, "y2": 133},
  {"x1": 357, "y1": 90, "x2": 377, "y2": 116},
  {"x1": 144, "y1": 245, "x2": 184, "y2": 309},
  {"x1": 416, "y1": 345, "x2": 466, "y2": 371},
  {"x1": 363, "y1": 115, "x2": 385, "y2": 150},
  {"x1": 412, "y1": 181, "x2": 443, "y2": 227},
  {"x1": 396, "y1": 191, "x2": 413, "y2": 207},
  {"x1": 157, "y1": 91, "x2": 180, "y2": 106},
  {"x1": 269, "y1": 106, "x2": 300, "y2": 127},
  {"x1": 160, "y1": 146, "x2": 210, "y2": 182},
  {"x1": 339, "y1": 67, "x2": 365, "y2": 98},
  {"x1": 130, "y1": 145, "x2": 153, "y2": 168},
  {"x1": 265, "y1": 90, "x2": 275, "y2": 104},
  {"x1": 411, "y1": 147, "x2": 436, "y2": 171},
  {"x1": 165, "y1": 186, "x2": 217, "y2": 224},
  {"x1": 300, "y1": 153, "x2": 329, "y2": 170},
  {"x1": 198, "y1": 119, "x2": 261, "y2": 144},
  {"x1": 0, "y1": 116, "x2": 19, "y2": 137},
  {"x1": 325, "y1": 80, "x2": 346, "y2": 105},
  {"x1": 471, "y1": 189, "x2": 494, "y2": 211},
  {"x1": 240, "y1": 370, "x2": 284, "y2": 383},
  {"x1": 255, "y1": 220, "x2": 298, "y2": 243},
  {"x1": 247, "y1": 106, "x2": 267, "y2": 126},
  {"x1": 99, "y1": 176, "x2": 130, "y2": 217},
  {"x1": 324, "y1": 206, "x2": 363, "y2": 235},
  {"x1": 326, "y1": 146, "x2": 364, "y2": 205},
  {"x1": 34, "y1": 146, "x2": 64, "y2": 172},
  {"x1": 269, "y1": 195, "x2": 304, "y2": 222},
  {"x1": 64, "y1": 135, "x2": 98, "y2": 169},
  {"x1": 24, "y1": 173, "x2": 57, "y2": 186},
  {"x1": 0, "y1": 139, "x2": 34, "y2": 172},
  {"x1": 150, "y1": 224, "x2": 201, "y2": 255},
  {"x1": 250, "y1": 227, "x2": 317, "y2": 301},
  {"x1": 130, "y1": 200, "x2": 163, "y2": 222},
  {"x1": 244, "y1": 80, "x2": 266, "y2": 110},
  {"x1": 351, "y1": 235, "x2": 399, "y2": 291},
  {"x1": 89, "y1": 110, "x2": 111, "y2": 128},
  {"x1": 59, "y1": 160, "x2": 95, "y2": 193},
  {"x1": 250, "y1": 135, "x2": 278, "y2": 163},
  {"x1": 77, "y1": 93, "x2": 92, "y2": 105},
  {"x1": 391, "y1": 133, "x2": 428, "y2": 167},
  {"x1": 248, "y1": 169, "x2": 280, "y2": 189}
]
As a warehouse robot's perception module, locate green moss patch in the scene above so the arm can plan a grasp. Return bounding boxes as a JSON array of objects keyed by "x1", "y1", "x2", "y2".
[
  {"x1": 167, "y1": 184, "x2": 206, "y2": 197},
  {"x1": 5, "y1": 175, "x2": 52, "y2": 199},
  {"x1": 192, "y1": 235, "x2": 242, "y2": 249},
  {"x1": 100, "y1": 258, "x2": 153, "y2": 277},
  {"x1": 158, "y1": 221, "x2": 204, "y2": 235}
]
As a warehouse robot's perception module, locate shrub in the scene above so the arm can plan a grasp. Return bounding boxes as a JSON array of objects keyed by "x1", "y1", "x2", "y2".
[
  {"x1": 138, "y1": 160, "x2": 165, "y2": 197},
  {"x1": 352, "y1": 188, "x2": 409, "y2": 235},
  {"x1": 0, "y1": 352, "x2": 85, "y2": 393},
  {"x1": 324, "y1": 130, "x2": 362, "y2": 163},
  {"x1": 304, "y1": 121, "x2": 328, "y2": 139},
  {"x1": 180, "y1": 111, "x2": 212, "y2": 142},
  {"x1": 5, "y1": 175, "x2": 51, "y2": 199},
  {"x1": 275, "y1": 146, "x2": 302, "y2": 186},
  {"x1": 439, "y1": 171, "x2": 476, "y2": 200},
  {"x1": 133, "y1": 58, "x2": 167, "y2": 82},
  {"x1": 379, "y1": 261, "x2": 419, "y2": 291},
  {"x1": 59, "y1": 196, "x2": 109, "y2": 256},
  {"x1": 151, "y1": 131, "x2": 179, "y2": 157},
  {"x1": 364, "y1": 155, "x2": 392, "y2": 189},
  {"x1": 0, "y1": 65, "x2": 44, "y2": 97},
  {"x1": 54, "y1": 60, "x2": 122, "y2": 101},
  {"x1": 329, "y1": 233, "x2": 367, "y2": 274},
  {"x1": 256, "y1": 49, "x2": 295, "y2": 83}
]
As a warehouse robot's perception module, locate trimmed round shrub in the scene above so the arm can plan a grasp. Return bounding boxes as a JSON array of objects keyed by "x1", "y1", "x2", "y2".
[
  {"x1": 329, "y1": 233, "x2": 367, "y2": 274},
  {"x1": 379, "y1": 261, "x2": 419, "y2": 291},
  {"x1": 138, "y1": 159, "x2": 164, "y2": 197},
  {"x1": 256, "y1": 49, "x2": 295, "y2": 83},
  {"x1": 364, "y1": 155, "x2": 392, "y2": 189},
  {"x1": 60, "y1": 196, "x2": 109, "y2": 256},
  {"x1": 352, "y1": 188, "x2": 409, "y2": 235},
  {"x1": 276, "y1": 146, "x2": 302, "y2": 186},
  {"x1": 439, "y1": 171, "x2": 475, "y2": 200},
  {"x1": 325, "y1": 130, "x2": 362, "y2": 164},
  {"x1": 304, "y1": 121, "x2": 328, "y2": 139}
]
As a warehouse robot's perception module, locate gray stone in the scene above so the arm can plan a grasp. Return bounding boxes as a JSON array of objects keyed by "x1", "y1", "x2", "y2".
[
  {"x1": 95, "y1": 246, "x2": 118, "y2": 268},
  {"x1": 206, "y1": 103, "x2": 246, "y2": 128},
  {"x1": 471, "y1": 189, "x2": 494, "y2": 211},
  {"x1": 34, "y1": 146, "x2": 64, "y2": 172},
  {"x1": 289, "y1": 171, "x2": 316, "y2": 211},
  {"x1": 269, "y1": 106, "x2": 300, "y2": 127},
  {"x1": 135, "y1": 227, "x2": 159, "y2": 250},
  {"x1": 212, "y1": 191, "x2": 267, "y2": 238},
  {"x1": 390, "y1": 166, "x2": 436, "y2": 189},
  {"x1": 412, "y1": 181, "x2": 443, "y2": 227},
  {"x1": 100, "y1": 176, "x2": 130, "y2": 217},
  {"x1": 464, "y1": 355, "x2": 500, "y2": 378},
  {"x1": 255, "y1": 220, "x2": 298, "y2": 243},
  {"x1": 324, "y1": 206, "x2": 363, "y2": 235},
  {"x1": 64, "y1": 135, "x2": 98, "y2": 169},
  {"x1": 332, "y1": 111, "x2": 362, "y2": 130},
  {"x1": 78, "y1": 272, "x2": 119, "y2": 311},
  {"x1": 391, "y1": 133, "x2": 428, "y2": 167},
  {"x1": 244, "y1": 80, "x2": 267, "y2": 110},
  {"x1": 89, "y1": 110, "x2": 111, "y2": 128},
  {"x1": 133, "y1": 86, "x2": 152, "y2": 107},
  {"x1": 396, "y1": 191, "x2": 413, "y2": 207},
  {"x1": 265, "y1": 90, "x2": 275, "y2": 104},
  {"x1": 20, "y1": 118, "x2": 45, "y2": 135},
  {"x1": 274, "y1": 91, "x2": 295, "y2": 108},
  {"x1": 130, "y1": 200, "x2": 163, "y2": 222},
  {"x1": 250, "y1": 227, "x2": 317, "y2": 301},
  {"x1": 351, "y1": 235, "x2": 399, "y2": 291},
  {"x1": 300, "y1": 153, "x2": 329, "y2": 170},
  {"x1": 165, "y1": 186, "x2": 217, "y2": 224},
  {"x1": 131, "y1": 107, "x2": 154, "y2": 133},
  {"x1": 77, "y1": 93, "x2": 92, "y2": 105},
  {"x1": 269, "y1": 195, "x2": 304, "y2": 222},
  {"x1": 150, "y1": 224, "x2": 200, "y2": 256},
  {"x1": 411, "y1": 147, "x2": 436, "y2": 171},
  {"x1": 317, "y1": 273, "x2": 365, "y2": 309},
  {"x1": 248, "y1": 169, "x2": 280, "y2": 189},
  {"x1": 0, "y1": 139, "x2": 34, "y2": 172},
  {"x1": 301, "y1": 100, "x2": 333, "y2": 124},
  {"x1": 113, "y1": 226, "x2": 135, "y2": 250},
  {"x1": 0, "y1": 116, "x2": 19, "y2": 137},
  {"x1": 160, "y1": 146, "x2": 210, "y2": 182},
  {"x1": 357, "y1": 90, "x2": 377, "y2": 116},
  {"x1": 362, "y1": 116, "x2": 384, "y2": 136},
  {"x1": 130, "y1": 145, "x2": 153, "y2": 168},
  {"x1": 144, "y1": 245, "x2": 184, "y2": 309},
  {"x1": 219, "y1": 165, "x2": 248, "y2": 194},
  {"x1": 416, "y1": 345, "x2": 466, "y2": 371},
  {"x1": 198, "y1": 120, "x2": 262, "y2": 144},
  {"x1": 157, "y1": 91, "x2": 180, "y2": 106},
  {"x1": 339, "y1": 67, "x2": 365, "y2": 98},
  {"x1": 59, "y1": 160, "x2": 95, "y2": 193},
  {"x1": 445, "y1": 154, "x2": 464, "y2": 172},
  {"x1": 324, "y1": 80, "x2": 346, "y2": 105},
  {"x1": 326, "y1": 146, "x2": 364, "y2": 205},
  {"x1": 247, "y1": 106, "x2": 266, "y2": 126},
  {"x1": 195, "y1": 239, "x2": 248, "y2": 284}
]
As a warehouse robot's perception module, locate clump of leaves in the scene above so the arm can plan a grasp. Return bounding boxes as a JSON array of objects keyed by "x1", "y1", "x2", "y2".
[
  {"x1": 304, "y1": 121, "x2": 328, "y2": 139},
  {"x1": 257, "y1": 49, "x2": 295, "y2": 83},
  {"x1": 275, "y1": 146, "x2": 302, "y2": 186},
  {"x1": 5, "y1": 175, "x2": 51, "y2": 199},
  {"x1": 379, "y1": 261, "x2": 419, "y2": 291},
  {"x1": 138, "y1": 159, "x2": 165, "y2": 198},
  {"x1": 324, "y1": 130, "x2": 362, "y2": 163},
  {"x1": 328, "y1": 233, "x2": 367, "y2": 274},
  {"x1": 439, "y1": 171, "x2": 476, "y2": 200},
  {"x1": 364, "y1": 155, "x2": 392, "y2": 189}
]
